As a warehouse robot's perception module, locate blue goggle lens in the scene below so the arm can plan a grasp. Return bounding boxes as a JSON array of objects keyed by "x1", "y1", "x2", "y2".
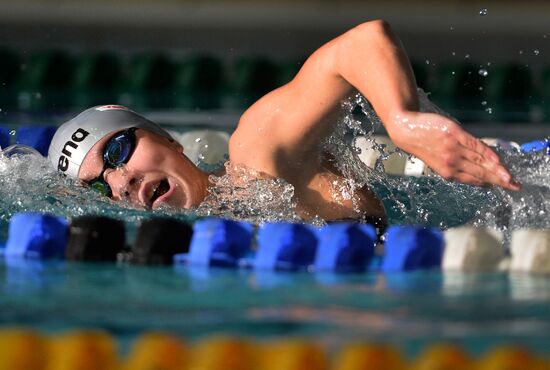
[
  {"x1": 87, "y1": 128, "x2": 137, "y2": 199},
  {"x1": 104, "y1": 129, "x2": 136, "y2": 166}
]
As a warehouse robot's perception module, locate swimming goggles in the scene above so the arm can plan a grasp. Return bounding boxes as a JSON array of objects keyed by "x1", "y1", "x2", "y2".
[{"x1": 88, "y1": 128, "x2": 137, "y2": 198}]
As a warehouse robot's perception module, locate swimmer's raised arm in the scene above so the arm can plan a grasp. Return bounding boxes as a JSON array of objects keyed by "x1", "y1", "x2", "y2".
[{"x1": 233, "y1": 19, "x2": 520, "y2": 191}]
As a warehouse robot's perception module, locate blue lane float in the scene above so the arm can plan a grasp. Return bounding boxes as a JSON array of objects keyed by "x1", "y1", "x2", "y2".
[
  {"x1": 4, "y1": 212, "x2": 68, "y2": 259},
  {"x1": 12, "y1": 212, "x2": 550, "y2": 277},
  {"x1": 520, "y1": 138, "x2": 549, "y2": 155},
  {"x1": 381, "y1": 225, "x2": 444, "y2": 272},
  {"x1": 0, "y1": 126, "x2": 10, "y2": 149},
  {"x1": 313, "y1": 223, "x2": 377, "y2": 273},
  {"x1": 15, "y1": 125, "x2": 57, "y2": 156},
  {"x1": 254, "y1": 222, "x2": 317, "y2": 271},
  {"x1": 182, "y1": 218, "x2": 253, "y2": 267}
]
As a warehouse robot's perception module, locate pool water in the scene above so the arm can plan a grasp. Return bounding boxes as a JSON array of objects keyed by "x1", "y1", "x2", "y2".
[
  {"x1": 0, "y1": 100, "x2": 549, "y2": 358},
  {"x1": 2, "y1": 261, "x2": 550, "y2": 356}
]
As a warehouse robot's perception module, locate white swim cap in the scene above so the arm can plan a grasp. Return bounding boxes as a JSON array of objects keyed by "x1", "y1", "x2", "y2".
[{"x1": 48, "y1": 105, "x2": 173, "y2": 178}]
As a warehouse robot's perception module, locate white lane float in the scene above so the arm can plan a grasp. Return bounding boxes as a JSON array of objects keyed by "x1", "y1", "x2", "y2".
[
  {"x1": 480, "y1": 137, "x2": 520, "y2": 152},
  {"x1": 354, "y1": 135, "x2": 523, "y2": 177},
  {"x1": 442, "y1": 226, "x2": 505, "y2": 272},
  {"x1": 354, "y1": 135, "x2": 433, "y2": 177},
  {"x1": 510, "y1": 229, "x2": 550, "y2": 274},
  {"x1": 169, "y1": 129, "x2": 230, "y2": 166}
]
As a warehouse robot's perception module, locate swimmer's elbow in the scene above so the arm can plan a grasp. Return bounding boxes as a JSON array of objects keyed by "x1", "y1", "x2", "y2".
[
  {"x1": 336, "y1": 20, "x2": 398, "y2": 71},
  {"x1": 346, "y1": 20, "x2": 394, "y2": 42},
  {"x1": 334, "y1": 19, "x2": 398, "y2": 81}
]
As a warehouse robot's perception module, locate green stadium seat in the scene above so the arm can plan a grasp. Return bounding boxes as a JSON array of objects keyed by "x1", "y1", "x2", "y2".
[
  {"x1": 71, "y1": 52, "x2": 122, "y2": 109},
  {"x1": 482, "y1": 63, "x2": 534, "y2": 122},
  {"x1": 430, "y1": 62, "x2": 486, "y2": 122},
  {"x1": 0, "y1": 48, "x2": 21, "y2": 108},
  {"x1": 410, "y1": 60, "x2": 430, "y2": 93},
  {"x1": 173, "y1": 55, "x2": 225, "y2": 110},
  {"x1": 17, "y1": 50, "x2": 75, "y2": 110},
  {"x1": 227, "y1": 56, "x2": 279, "y2": 108},
  {"x1": 120, "y1": 52, "x2": 176, "y2": 109},
  {"x1": 277, "y1": 59, "x2": 304, "y2": 86},
  {"x1": 541, "y1": 66, "x2": 550, "y2": 123}
]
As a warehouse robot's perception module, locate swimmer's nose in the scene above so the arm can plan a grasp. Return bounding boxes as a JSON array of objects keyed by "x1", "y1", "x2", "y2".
[{"x1": 104, "y1": 167, "x2": 141, "y2": 204}]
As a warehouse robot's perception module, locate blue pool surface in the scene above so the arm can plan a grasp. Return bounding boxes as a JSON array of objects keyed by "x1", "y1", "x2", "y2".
[{"x1": 1, "y1": 261, "x2": 550, "y2": 356}]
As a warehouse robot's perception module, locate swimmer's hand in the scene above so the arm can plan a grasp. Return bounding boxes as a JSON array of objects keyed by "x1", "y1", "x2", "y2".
[{"x1": 387, "y1": 111, "x2": 521, "y2": 191}]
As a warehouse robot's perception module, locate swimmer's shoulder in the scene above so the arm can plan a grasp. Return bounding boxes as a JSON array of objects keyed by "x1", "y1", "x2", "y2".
[
  {"x1": 228, "y1": 109, "x2": 275, "y2": 172},
  {"x1": 228, "y1": 86, "x2": 296, "y2": 172}
]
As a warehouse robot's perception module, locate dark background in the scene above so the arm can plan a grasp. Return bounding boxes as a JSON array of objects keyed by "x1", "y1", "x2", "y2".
[{"x1": 0, "y1": 0, "x2": 549, "y2": 128}]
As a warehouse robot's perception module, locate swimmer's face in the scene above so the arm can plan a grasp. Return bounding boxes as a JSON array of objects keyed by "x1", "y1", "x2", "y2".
[{"x1": 78, "y1": 128, "x2": 206, "y2": 209}]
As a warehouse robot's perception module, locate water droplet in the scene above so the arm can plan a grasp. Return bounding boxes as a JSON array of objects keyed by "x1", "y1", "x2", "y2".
[
  {"x1": 519, "y1": 50, "x2": 524, "y2": 55},
  {"x1": 487, "y1": 62, "x2": 491, "y2": 66},
  {"x1": 450, "y1": 26, "x2": 454, "y2": 31},
  {"x1": 465, "y1": 54, "x2": 470, "y2": 59},
  {"x1": 534, "y1": 49, "x2": 540, "y2": 56},
  {"x1": 451, "y1": 71, "x2": 455, "y2": 75},
  {"x1": 478, "y1": 68, "x2": 488, "y2": 77},
  {"x1": 478, "y1": 86, "x2": 484, "y2": 91},
  {"x1": 481, "y1": 100, "x2": 487, "y2": 106},
  {"x1": 485, "y1": 107, "x2": 493, "y2": 114},
  {"x1": 451, "y1": 51, "x2": 456, "y2": 56},
  {"x1": 479, "y1": 8, "x2": 488, "y2": 16},
  {"x1": 425, "y1": 59, "x2": 430, "y2": 65},
  {"x1": 34, "y1": 92, "x2": 42, "y2": 99},
  {"x1": 195, "y1": 137, "x2": 202, "y2": 143}
]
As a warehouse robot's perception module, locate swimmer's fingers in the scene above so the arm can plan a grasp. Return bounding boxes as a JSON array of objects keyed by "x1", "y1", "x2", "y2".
[
  {"x1": 455, "y1": 151, "x2": 521, "y2": 190},
  {"x1": 455, "y1": 131, "x2": 521, "y2": 190},
  {"x1": 389, "y1": 112, "x2": 520, "y2": 190}
]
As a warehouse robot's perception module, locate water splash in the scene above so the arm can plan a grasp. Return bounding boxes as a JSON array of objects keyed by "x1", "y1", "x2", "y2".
[
  {"x1": 321, "y1": 91, "x2": 549, "y2": 233},
  {"x1": 196, "y1": 162, "x2": 301, "y2": 224},
  {"x1": 471, "y1": 150, "x2": 550, "y2": 251},
  {"x1": 0, "y1": 94, "x2": 548, "y2": 234}
]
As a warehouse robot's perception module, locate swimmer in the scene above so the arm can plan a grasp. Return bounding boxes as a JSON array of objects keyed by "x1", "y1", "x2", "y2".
[{"x1": 47, "y1": 20, "x2": 520, "y2": 223}]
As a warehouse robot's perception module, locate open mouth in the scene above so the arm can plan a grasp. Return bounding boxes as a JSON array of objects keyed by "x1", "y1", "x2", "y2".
[{"x1": 150, "y1": 179, "x2": 170, "y2": 205}]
